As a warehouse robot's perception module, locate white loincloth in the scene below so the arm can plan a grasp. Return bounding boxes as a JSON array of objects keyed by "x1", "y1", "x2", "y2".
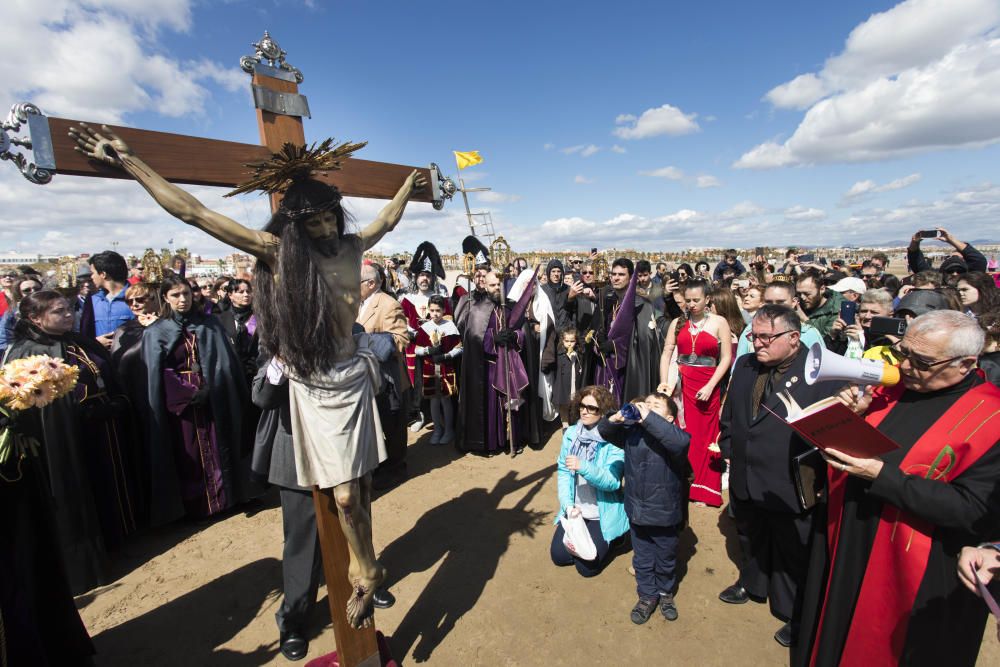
[{"x1": 288, "y1": 347, "x2": 387, "y2": 489}]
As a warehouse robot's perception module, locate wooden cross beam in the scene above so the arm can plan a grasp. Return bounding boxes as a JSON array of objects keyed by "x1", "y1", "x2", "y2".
[{"x1": 1, "y1": 31, "x2": 450, "y2": 667}]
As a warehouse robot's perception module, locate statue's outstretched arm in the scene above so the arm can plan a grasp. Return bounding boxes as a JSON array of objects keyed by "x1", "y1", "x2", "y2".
[
  {"x1": 359, "y1": 169, "x2": 427, "y2": 251},
  {"x1": 69, "y1": 124, "x2": 278, "y2": 263}
]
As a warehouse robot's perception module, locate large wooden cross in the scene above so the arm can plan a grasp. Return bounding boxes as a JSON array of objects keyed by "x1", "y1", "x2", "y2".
[{"x1": 1, "y1": 31, "x2": 450, "y2": 667}]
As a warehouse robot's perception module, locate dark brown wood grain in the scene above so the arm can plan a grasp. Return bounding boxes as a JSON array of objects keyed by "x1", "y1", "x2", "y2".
[{"x1": 48, "y1": 116, "x2": 435, "y2": 202}]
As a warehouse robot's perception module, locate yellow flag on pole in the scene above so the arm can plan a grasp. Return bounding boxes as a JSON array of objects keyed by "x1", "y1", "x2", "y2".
[{"x1": 453, "y1": 150, "x2": 483, "y2": 169}]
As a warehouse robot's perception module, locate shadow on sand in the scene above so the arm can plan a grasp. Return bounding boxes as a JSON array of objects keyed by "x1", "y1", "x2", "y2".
[
  {"x1": 380, "y1": 466, "x2": 553, "y2": 663},
  {"x1": 90, "y1": 557, "x2": 283, "y2": 666}
]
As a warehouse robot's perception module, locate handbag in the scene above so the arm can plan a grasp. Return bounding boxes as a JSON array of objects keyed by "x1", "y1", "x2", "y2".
[
  {"x1": 792, "y1": 447, "x2": 825, "y2": 511},
  {"x1": 559, "y1": 511, "x2": 597, "y2": 561}
]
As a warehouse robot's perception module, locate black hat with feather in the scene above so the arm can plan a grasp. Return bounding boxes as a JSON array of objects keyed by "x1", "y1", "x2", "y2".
[
  {"x1": 462, "y1": 235, "x2": 491, "y2": 269},
  {"x1": 409, "y1": 241, "x2": 446, "y2": 283}
]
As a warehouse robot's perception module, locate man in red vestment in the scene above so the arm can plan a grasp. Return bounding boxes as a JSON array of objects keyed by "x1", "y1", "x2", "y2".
[{"x1": 794, "y1": 310, "x2": 1000, "y2": 667}]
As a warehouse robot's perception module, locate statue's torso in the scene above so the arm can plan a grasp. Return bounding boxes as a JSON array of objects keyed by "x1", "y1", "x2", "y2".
[{"x1": 312, "y1": 237, "x2": 363, "y2": 362}]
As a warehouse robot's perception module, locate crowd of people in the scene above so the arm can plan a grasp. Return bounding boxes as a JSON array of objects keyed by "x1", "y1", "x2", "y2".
[{"x1": 2, "y1": 220, "x2": 999, "y2": 665}]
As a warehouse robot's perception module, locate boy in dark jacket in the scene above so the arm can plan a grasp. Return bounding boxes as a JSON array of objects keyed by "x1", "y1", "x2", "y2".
[{"x1": 600, "y1": 392, "x2": 690, "y2": 625}]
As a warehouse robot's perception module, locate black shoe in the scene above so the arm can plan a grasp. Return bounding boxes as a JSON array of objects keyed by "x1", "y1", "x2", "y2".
[
  {"x1": 373, "y1": 587, "x2": 396, "y2": 609},
  {"x1": 659, "y1": 594, "x2": 678, "y2": 621},
  {"x1": 372, "y1": 469, "x2": 407, "y2": 492},
  {"x1": 774, "y1": 622, "x2": 796, "y2": 647},
  {"x1": 718, "y1": 582, "x2": 751, "y2": 604},
  {"x1": 279, "y1": 631, "x2": 308, "y2": 661},
  {"x1": 630, "y1": 595, "x2": 660, "y2": 625}
]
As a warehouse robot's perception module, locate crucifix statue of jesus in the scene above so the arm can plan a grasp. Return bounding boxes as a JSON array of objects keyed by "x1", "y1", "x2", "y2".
[{"x1": 70, "y1": 122, "x2": 425, "y2": 630}]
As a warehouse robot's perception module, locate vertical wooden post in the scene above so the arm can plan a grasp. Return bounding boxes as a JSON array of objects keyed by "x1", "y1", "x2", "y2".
[{"x1": 252, "y1": 70, "x2": 381, "y2": 667}]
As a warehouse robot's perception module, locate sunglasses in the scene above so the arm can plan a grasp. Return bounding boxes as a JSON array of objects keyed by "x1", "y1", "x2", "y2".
[
  {"x1": 581, "y1": 271, "x2": 593, "y2": 275},
  {"x1": 891, "y1": 345, "x2": 962, "y2": 371},
  {"x1": 579, "y1": 402, "x2": 601, "y2": 414},
  {"x1": 127, "y1": 297, "x2": 148, "y2": 305}
]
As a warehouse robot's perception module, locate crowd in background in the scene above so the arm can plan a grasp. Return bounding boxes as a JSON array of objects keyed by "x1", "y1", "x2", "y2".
[{"x1": 2, "y1": 226, "x2": 999, "y2": 665}]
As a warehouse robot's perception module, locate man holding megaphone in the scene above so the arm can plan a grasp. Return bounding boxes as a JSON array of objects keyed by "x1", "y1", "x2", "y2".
[{"x1": 794, "y1": 310, "x2": 1000, "y2": 667}]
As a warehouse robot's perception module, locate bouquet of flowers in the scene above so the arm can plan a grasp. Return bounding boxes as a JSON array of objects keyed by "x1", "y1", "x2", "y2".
[{"x1": 0, "y1": 355, "x2": 80, "y2": 475}]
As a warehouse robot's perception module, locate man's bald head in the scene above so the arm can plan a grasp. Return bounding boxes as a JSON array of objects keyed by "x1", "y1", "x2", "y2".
[{"x1": 360, "y1": 264, "x2": 381, "y2": 284}]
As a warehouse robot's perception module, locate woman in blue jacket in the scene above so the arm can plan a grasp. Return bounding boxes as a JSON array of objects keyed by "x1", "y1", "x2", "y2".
[{"x1": 550, "y1": 385, "x2": 629, "y2": 577}]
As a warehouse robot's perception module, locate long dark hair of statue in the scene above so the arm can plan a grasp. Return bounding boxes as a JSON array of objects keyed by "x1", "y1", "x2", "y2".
[{"x1": 253, "y1": 178, "x2": 355, "y2": 378}]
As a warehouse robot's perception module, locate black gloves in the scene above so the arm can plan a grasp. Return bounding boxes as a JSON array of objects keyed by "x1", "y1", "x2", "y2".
[
  {"x1": 431, "y1": 353, "x2": 447, "y2": 364},
  {"x1": 595, "y1": 331, "x2": 614, "y2": 354},
  {"x1": 407, "y1": 330, "x2": 417, "y2": 342},
  {"x1": 494, "y1": 328, "x2": 517, "y2": 348},
  {"x1": 189, "y1": 384, "x2": 210, "y2": 406},
  {"x1": 426, "y1": 344, "x2": 443, "y2": 357}
]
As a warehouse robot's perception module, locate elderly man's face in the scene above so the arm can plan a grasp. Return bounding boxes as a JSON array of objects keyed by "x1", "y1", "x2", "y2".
[
  {"x1": 580, "y1": 264, "x2": 594, "y2": 285},
  {"x1": 896, "y1": 328, "x2": 975, "y2": 393}
]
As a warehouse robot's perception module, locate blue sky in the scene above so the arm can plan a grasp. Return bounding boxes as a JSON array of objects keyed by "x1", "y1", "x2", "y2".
[{"x1": 2, "y1": 0, "x2": 999, "y2": 257}]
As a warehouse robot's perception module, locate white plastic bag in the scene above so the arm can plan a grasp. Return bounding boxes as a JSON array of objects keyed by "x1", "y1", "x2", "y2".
[{"x1": 559, "y1": 510, "x2": 597, "y2": 561}]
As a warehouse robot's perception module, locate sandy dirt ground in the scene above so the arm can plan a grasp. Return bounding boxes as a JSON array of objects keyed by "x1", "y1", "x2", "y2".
[{"x1": 77, "y1": 427, "x2": 1000, "y2": 666}]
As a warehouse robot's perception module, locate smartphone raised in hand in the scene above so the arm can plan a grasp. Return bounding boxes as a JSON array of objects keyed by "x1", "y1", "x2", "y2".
[
  {"x1": 840, "y1": 300, "x2": 858, "y2": 326},
  {"x1": 918, "y1": 230, "x2": 942, "y2": 239}
]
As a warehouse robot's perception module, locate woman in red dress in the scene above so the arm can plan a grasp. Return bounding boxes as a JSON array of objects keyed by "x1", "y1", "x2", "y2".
[{"x1": 657, "y1": 280, "x2": 733, "y2": 507}]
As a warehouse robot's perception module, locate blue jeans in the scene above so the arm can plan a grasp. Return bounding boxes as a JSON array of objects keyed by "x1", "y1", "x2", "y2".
[
  {"x1": 631, "y1": 523, "x2": 679, "y2": 598},
  {"x1": 550, "y1": 518, "x2": 611, "y2": 577}
]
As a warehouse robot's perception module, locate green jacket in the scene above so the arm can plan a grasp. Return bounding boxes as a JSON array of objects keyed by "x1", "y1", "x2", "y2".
[{"x1": 804, "y1": 289, "x2": 843, "y2": 338}]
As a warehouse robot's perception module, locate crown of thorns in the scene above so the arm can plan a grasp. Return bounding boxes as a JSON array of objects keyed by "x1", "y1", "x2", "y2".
[{"x1": 224, "y1": 138, "x2": 367, "y2": 198}]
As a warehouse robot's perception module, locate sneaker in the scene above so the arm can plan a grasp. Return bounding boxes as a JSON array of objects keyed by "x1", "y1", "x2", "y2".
[
  {"x1": 408, "y1": 414, "x2": 425, "y2": 433},
  {"x1": 659, "y1": 594, "x2": 678, "y2": 621},
  {"x1": 630, "y1": 595, "x2": 660, "y2": 625}
]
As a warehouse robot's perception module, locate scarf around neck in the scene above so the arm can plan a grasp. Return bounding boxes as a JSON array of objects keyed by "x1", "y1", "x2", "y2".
[{"x1": 569, "y1": 422, "x2": 604, "y2": 463}]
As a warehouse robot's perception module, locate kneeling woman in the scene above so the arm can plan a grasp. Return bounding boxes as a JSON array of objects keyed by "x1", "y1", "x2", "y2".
[
  {"x1": 141, "y1": 275, "x2": 254, "y2": 524},
  {"x1": 550, "y1": 385, "x2": 628, "y2": 577}
]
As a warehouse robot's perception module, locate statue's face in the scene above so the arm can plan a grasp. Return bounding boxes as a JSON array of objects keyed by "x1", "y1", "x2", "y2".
[{"x1": 303, "y1": 210, "x2": 339, "y2": 241}]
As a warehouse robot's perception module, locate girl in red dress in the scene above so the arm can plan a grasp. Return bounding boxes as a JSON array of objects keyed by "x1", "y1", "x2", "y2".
[{"x1": 657, "y1": 280, "x2": 733, "y2": 507}]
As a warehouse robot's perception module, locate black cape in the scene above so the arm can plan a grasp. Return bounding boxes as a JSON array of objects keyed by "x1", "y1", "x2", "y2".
[
  {"x1": 140, "y1": 312, "x2": 253, "y2": 525},
  {"x1": 455, "y1": 290, "x2": 494, "y2": 452}
]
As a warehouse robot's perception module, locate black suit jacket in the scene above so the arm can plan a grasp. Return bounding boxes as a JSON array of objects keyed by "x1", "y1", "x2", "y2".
[{"x1": 719, "y1": 347, "x2": 839, "y2": 514}]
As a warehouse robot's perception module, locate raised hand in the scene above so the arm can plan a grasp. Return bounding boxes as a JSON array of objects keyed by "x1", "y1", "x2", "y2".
[
  {"x1": 404, "y1": 169, "x2": 427, "y2": 195},
  {"x1": 69, "y1": 123, "x2": 133, "y2": 167}
]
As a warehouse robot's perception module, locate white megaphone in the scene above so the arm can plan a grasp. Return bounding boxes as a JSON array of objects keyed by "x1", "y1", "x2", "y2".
[{"x1": 805, "y1": 343, "x2": 900, "y2": 386}]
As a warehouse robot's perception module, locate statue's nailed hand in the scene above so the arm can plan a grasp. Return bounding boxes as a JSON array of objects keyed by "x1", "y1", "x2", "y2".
[
  {"x1": 404, "y1": 169, "x2": 427, "y2": 195},
  {"x1": 69, "y1": 123, "x2": 133, "y2": 167}
]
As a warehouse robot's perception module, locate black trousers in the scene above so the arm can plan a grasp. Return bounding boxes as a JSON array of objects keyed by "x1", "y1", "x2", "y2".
[
  {"x1": 550, "y1": 519, "x2": 612, "y2": 577},
  {"x1": 376, "y1": 388, "x2": 409, "y2": 475},
  {"x1": 631, "y1": 523, "x2": 679, "y2": 598},
  {"x1": 275, "y1": 487, "x2": 322, "y2": 634},
  {"x1": 731, "y1": 495, "x2": 812, "y2": 624}
]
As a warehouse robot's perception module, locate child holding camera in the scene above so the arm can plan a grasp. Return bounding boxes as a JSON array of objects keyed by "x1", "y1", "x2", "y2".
[{"x1": 600, "y1": 393, "x2": 691, "y2": 624}]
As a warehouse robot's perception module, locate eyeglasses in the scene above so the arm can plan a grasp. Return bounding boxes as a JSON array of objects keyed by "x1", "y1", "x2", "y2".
[
  {"x1": 891, "y1": 345, "x2": 962, "y2": 371},
  {"x1": 746, "y1": 330, "x2": 796, "y2": 345},
  {"x1": 127, "y1": 297, "x2": 147, "y2": 305},
  {"x1": 579, "y1": 402, "x2": 601, "y2": 414},
  {"x1": 581, "y1": 271, "x2": 593, "y2": 275}
]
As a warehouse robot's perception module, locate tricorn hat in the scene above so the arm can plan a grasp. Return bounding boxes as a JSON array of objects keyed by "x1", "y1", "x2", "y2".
[
  {"x1": 409, "y1": 241, "x2": 446, "y2": 281},
  {"x1": 462, "y1": 235, "x2": 491, "y2": 268}
]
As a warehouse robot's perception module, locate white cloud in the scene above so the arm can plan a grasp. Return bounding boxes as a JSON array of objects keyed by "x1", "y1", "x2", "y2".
[
  {"x1": 543, "y1": 143, "x2": 555, "y2": 151},
  {"x1": 0, "y1": 1, "x2": 244, "y2": 124},
  {"x1": 610, "y1": 145, "x2": 627, "y2": 154},
  {"x1": 720, "y1": 201, "x2": 765, "y2": 219},
  {"x1": 639, "y1": 166, "x2": 685, "y2": 180},
  {"x1": 784, "y1": 206, "x2": 827, "y2": 222},
  {"x1": 843, "y1": 173, "x2": 922, "y2": 200},
  {"x1": 613, "y1": 104, "x2": 700, "y2": 140},
  {"x1": 739, "y1": 0, "x2": 1000, "y2": 168},
  {"x1": 561, "y1": 144, "x2": 600, "y2": 157},
  {"x1": 696, "y1": 175, "x2": 722, "y2": 188},
  {"x1": 475, "y1": 191, "x2": 522, "y2": 204},
  {"x1": 574, "y1": 175, "x2": 595, "y2": 184}
]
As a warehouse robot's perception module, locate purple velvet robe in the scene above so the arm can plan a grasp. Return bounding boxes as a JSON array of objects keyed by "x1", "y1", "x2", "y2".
[
  {"x1": 162, "y1": 330, "x2": 227, "y2": 516},
  {"x1": 593, "y1": 272, "x2": 638, "y2": 405},
  {"x1": 483, "y1": 306, "x2": 529, "y2": 453}
]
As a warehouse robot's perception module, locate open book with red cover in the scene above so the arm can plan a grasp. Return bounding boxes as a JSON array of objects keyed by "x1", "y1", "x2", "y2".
[{"x1": 767, "y1": 393, "x2": 900, "y2": 459}]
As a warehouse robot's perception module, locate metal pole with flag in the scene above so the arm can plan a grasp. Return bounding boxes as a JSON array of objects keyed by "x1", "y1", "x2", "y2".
[{"x1": 453, "y1": 150, "x2": 485, "y2": 238}]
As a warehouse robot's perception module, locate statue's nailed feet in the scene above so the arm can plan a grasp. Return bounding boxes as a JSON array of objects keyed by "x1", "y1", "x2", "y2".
[{"x1": 346, "y1": 563, "x2": 387, "y2": 629}]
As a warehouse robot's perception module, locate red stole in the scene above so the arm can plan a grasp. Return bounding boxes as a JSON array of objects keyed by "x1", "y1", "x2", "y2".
[{"x1": 811, "y1": 379, "x2": 1000, "y2": 667}]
